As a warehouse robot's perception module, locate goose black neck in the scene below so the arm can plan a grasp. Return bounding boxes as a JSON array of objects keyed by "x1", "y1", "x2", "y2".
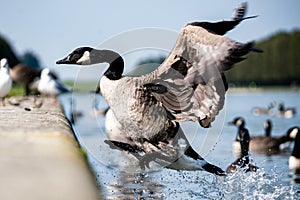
[
  {"x1": 92, "y1": 49, "x2": 124, "y2": 80},
  {"x1": 265, "y1": 125, "x2": 272, "y2": 137},
  {"x1": 292, "y1": 134, "x2": 300, "y2": 158},
  {"x1": 239, "y1": 128, "x2": 250, "y2": 157},
  {"x1": 278, "y1": 104, "x2": 284, "y2": 112},
  {"x1": 235, "y1": 125, "x2": 245, "y2": 141}
]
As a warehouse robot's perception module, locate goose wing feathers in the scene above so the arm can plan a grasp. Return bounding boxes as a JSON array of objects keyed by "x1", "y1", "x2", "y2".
[
  {"x1": 145, "y1": 4, "x2": 259, "y2": 127},
  {"x1": 187, "y1": 2, "x2": 256, "y2": 35}
]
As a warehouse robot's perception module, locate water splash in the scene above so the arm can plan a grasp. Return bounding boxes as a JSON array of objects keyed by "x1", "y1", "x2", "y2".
[
  {"x1": 93, "y1": 160, "x2": 300, "y2": 200},
  {"x1": 220, "y1": 167, "x2": 299, "y2": 200}
]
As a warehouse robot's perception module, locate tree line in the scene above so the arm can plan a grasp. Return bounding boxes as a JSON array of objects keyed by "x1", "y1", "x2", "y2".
[{"x1": 226, "y1": 29, "x2": 300, "y2": 87}]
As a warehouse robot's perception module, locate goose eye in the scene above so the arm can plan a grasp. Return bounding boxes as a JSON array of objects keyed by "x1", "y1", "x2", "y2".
[{"x1": 70, "y1": 53, "x2": 81, "y2": 61}]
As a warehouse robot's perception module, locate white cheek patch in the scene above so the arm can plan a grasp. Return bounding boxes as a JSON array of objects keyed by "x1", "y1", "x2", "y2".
[
  {"x1": 237, "y1": 119, "x2": 243, "y2": 126},
  {"x1": 77, "y1": 51, "x2": 91, "y2": 65},
  {"x1": 290, "y1": 128, "x2": 299, "y2": 139},
  {"x1": 264, "y1": 121, "x2": 268, "y2": 128}
]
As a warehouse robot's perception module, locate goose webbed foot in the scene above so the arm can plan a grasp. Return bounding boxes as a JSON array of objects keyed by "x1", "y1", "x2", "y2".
[
  {"x1": 139, "y1": 151, "x2": 175, "y2": 170},
  {"x1": 245, "y1": 164, "x2": 259, "y2": 173},
  {"x1": 202, "y1": 163, "x2": 226, "y2": 176},
  {"x1": 104, "y1": 139, "x2": 144, "y2": 160}
]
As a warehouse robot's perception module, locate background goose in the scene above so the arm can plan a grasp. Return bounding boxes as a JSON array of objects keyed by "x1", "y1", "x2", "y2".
[
  {"x1": 250, "y1": 123, "x2": 298, "y2": 154},
  {"x1": 37, "y1": 68, "x2": 70, "y2": 101},
  {"x1": 278, "y1": 102, "x2": 296, "y2": 119},
  {"x1": 0, "y1": 58, "x2": 12, "y2": 106},
  {"x1": 229, "y1": 117, "x2": 296, "y2": 155},
  {"x1": 289, "y1": 128, "x2": 300, "y2": 171},
  {"x1": 57, "y1": 3, "x2": 260, "y2": 175},
  {"x1": 252, "y1": 101, "x2": 276, "y2": 116},
  {"x1": 229, "y1": 117, "x2": 247, "y2": 156},
  {"x1": 9, "y1": 63, "x2": 41, "y2": 95},
  {"x1": 226, "y1": 124, "x2": 258, "y2": 174}
]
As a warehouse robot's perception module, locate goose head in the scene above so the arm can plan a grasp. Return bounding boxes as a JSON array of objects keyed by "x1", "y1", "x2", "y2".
[
  {"x1": 228, "y1": 117, "x2": 245, "y2": 128},
  {"x1": 288, "y1": 127, "x2": 300, "y2": 140},
  {"x1": 56, "y1": 47, "x2": 94, "y2": 65},
  {"x1": 278, "y1": 102, "x2": 285, "y2": 111},
  {"x1": 56, "y1": 47, "x2": 123, "y2": 65},
  {"x1": 56, "y1": 47, "x2": 124, "y2": 80}
]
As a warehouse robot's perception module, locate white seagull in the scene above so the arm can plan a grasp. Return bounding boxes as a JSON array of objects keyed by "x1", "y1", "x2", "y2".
[
  {"x1": 0, "y1": 58, "x2": 13, "y2": 106},
  {"x1": 57, "y1": 3, "x2": 261, "y2": 175},
  {"x1": 38, "y1": 68, "x2": 70, "y2": 99}
]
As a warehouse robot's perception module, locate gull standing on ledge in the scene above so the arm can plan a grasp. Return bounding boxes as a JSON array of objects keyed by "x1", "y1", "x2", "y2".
[
  {"x1": 57, "y1": 2, "x2": 262, "y2": 175},
  {"x1": 38, "y1": 68, "x2": 70, "y2": 102},
  {"x1": 0, "y1": 58, "x2": 12, "y2": 106}
]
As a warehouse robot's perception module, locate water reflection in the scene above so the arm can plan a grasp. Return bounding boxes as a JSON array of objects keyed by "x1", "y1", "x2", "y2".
[{"x1": 106, "y1": 172, "x2": 165, "y2": 199}]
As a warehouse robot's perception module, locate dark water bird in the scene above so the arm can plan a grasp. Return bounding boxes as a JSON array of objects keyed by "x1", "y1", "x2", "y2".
[
  {"x1": 226, "y1": 124, "x2": 258, "y2": 174},
  {"x1": 252, "y1": 101, "x2": 276, "y2": 116},
  {"x1": 9, "y1": 63, "x2": 41, "y2": 95},
  {"x1": 57, "y1": 2, "x2": 261, "y2": 175},
  {"x1": 229, "y1": 117, "x2": 296, "y2": 155},
  {"x1": 278, "y1": 102, "x2": 296, "y2": 119},
  {"x1": 289, "y1": 127, "x2": 300, "y2": 171},
  {"x1": 0, "y1": 58, "x2": 12, "y2": 106}
]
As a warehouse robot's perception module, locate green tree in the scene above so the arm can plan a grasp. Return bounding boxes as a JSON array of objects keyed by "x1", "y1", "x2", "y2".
[{"x1": 226, "y1": 29, "x2": 300, "y2": 86}]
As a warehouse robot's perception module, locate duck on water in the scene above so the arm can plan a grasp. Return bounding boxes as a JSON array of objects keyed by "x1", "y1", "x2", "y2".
[{"x1": 57, "y1": 3, "x2": 261, "y2": 175}]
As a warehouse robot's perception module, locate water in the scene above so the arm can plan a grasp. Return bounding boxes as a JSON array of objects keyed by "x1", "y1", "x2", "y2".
[{"x1": 60, "y1": 89, "x2": 300, "y2": 199}]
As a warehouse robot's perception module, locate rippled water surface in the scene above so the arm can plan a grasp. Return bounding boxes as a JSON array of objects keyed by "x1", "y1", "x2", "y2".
[{"x1": 60, "y1": 89, "x2": 300, "y2": 199}]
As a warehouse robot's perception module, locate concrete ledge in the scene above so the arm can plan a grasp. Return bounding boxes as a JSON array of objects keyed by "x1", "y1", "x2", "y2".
[{"x1": 0, "y1": 96, "x2": 101, "y2": 200}]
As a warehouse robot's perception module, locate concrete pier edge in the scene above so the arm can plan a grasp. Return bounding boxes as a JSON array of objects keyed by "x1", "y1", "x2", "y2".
[{"x1": 0, "y1": 96, "x2": 102, "y2": 200}]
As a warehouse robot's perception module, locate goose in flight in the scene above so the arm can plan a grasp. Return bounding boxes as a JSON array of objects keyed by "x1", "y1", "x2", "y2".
[
  {"x1": 57, "y1": 2, "x2": 261, "y2": 175},
  {"x1": 0, "y1": 58, "x2": 12, "y2": 106}
]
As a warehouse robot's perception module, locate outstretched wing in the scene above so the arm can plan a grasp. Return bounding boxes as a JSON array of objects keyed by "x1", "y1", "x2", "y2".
[
  {"x1": 187, "y1": 2, "x2": 257, "y2": 35},
  {"x1": 144, "y1": 4, "x2": 261, "y2": 128}
]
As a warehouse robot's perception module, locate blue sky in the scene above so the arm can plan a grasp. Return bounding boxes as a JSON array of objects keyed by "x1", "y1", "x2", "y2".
[{"x1": 1, "y1": 0, "x2": 300, "y2": 81}]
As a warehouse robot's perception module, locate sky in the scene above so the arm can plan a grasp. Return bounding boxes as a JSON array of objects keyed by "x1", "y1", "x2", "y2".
[{"x1": 1, "y1": 0, "x2": 300, "y2": 81}]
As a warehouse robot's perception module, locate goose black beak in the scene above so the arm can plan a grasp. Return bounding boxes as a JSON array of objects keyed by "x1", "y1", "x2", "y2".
[
  {"x1": 227, "y1": 121, "x2": 235, "y2": 125},
  {"x1": 56, "y1": 56, "x2": 72, "y2": 64}
]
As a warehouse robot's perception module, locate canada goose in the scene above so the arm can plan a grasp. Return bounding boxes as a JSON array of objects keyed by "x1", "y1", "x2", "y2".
[
  {"x1": 38, "y1": 68, "x2": 70, "y2": 98},
  {"x1": 278, "y1": 102, "x2": 296, "y2": 119},
  {"x1": 226, "y1": 124, "x2": 258, "y2": 174},
  {"x1": 252, "y1": 101, "x2": 276, "y2": 116},
  {"x1": 229, "y1": 117, "x2": 295, "y2": 155},
  {"x1": 289, "y1": 127, "x2": 300, "y2": 171},
  {"x1": 229, "y1": 117, "x2": 247, "y2": 155},
  {"x1": 57, "y1": 3, "x2": 260, "y2": 175},
  {"x1": 0, "y1": 58, "x2": 12, "y2": 106},
  {"x1": 250, "y1": 121, "x2": 296, "y2": 154}
]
